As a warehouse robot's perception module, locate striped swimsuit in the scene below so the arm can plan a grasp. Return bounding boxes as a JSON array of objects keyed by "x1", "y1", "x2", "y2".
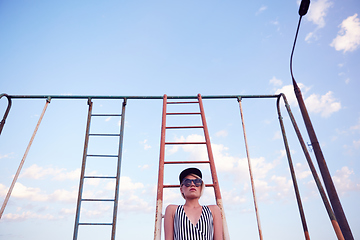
[{"x1": 174, "y1": 205, "x2": 214, "y2": 240}]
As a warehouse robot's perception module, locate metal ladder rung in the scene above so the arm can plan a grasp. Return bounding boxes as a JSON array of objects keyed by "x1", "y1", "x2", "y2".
[
  {"x1": 164, "y1": 160, "x2": 210, "y2": 164},
  {"x1": 166, "y1": 112, "x2": 201, "y2": 115},
  {"x1": 163, "y1": 183, "x2": 214, "y2": 188},
  {"x1": 167, "y1": 101, "x2": 199, "y2": 104},
  {"x1": 84, "y1": 176, "x2": 117, "y2": 179},
  {"x1": 91, "y1": 114, "x2": 121, "y2": 117},
  {"x1": 79, "y1": 223, "x2": 113, "y2": 226},
  {"x1": 166, "y1": 126, "x2": 203, "y2": 129},
  {"x1": 82, "y1": 199, "x2": 115, "y2": 202},
  {"x1": 165, "y1": 142, "x2": 206, "y2": 145},
  {"x1": 87, "y1": 154, "x2": 118, "y2": 158},
  {"x1": 89, "y1": 133, "x2": 121, "y2": 136}
]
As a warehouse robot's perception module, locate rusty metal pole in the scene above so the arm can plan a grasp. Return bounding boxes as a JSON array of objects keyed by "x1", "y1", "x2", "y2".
[
  {"x1": 111, "y1": 98, "x2": 127, "y2": 240},
  {"x1": 0, "y1": 98, "x2": 50, "y2": 219},
  {"x1": 73, "y1": 98, "x2": 93, "y2": 240},
  {"x1": 279, "y1": 94, "x2": 344, "y2": 240},
  {"x1": 198, "y1": 94, "x2": 230, "y2": 240},
  {"x1": 154, "y1": 94, "x2": 167, "y2": 240},
  {"x1": 276, "y1": 96, "x2": 310, "y2": 240},
  {"x1": 237, "y1": 97, "x2": 263, "y2": 240},
  {"x1": 290, "y1": 3, "x2": 354, "y2": 238},
  {"x1": 0, "y1": 93, "x2": 12, "y2": 135}
]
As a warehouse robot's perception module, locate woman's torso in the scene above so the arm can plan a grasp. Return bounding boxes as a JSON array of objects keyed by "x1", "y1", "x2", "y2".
[{"x1": 174, "y1": 205, "x2": 214, "y2": 240}]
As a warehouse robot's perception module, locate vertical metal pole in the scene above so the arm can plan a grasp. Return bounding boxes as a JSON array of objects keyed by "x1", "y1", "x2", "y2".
[
  {"x1": 111, "y1": 98, "x2": 127, "y2": 240},
  {"x1": 198, "y1": 94, "x2": 230, "y2": 240},
  {"x1": 73, "y1": 98, "x2": 93, "y2": 240},
  {"x1": 0, "y1": 93, "x2": 12, "y2": 135},
  {"x1": 276, "y1": 96, "x2": 310, "y2": 240},
  {"x1": 154, "y1": 94, "x2": 167, "y2": 240},
  {"x1": 279, "y1": 94, "x2": 344, "y2": 240},
  {"x1": 290, "y1": 13, "x2": 353, "y2": 239},
  {"x1": 293, "y1": 82, "x2": 353, "y2": 239},
  {"x1": 0, "y1": 98, "x2": 50, "y2": 219},
  {"x1": 237, "y1": 97, "x2": 263, "y2": 240}
]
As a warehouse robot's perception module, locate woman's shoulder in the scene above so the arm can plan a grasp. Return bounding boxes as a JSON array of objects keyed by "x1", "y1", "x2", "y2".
[
  {"x1": 165, "y1": 204, "x2": 179, "y2": 213},
  {"x1": 206, "y1": 205, "x2": 221, "y2": 215}
]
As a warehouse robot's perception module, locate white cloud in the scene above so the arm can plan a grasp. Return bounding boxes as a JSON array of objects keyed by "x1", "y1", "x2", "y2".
[
  {"x1": 2, "y1": 211, "x2": 56, "y2": 221},
  {"x1": 138, "y1": 164, "x2": 150, "y2": 170},
  {"x1": 350, "y1": 117, "x2": 360, "y2": 132},
  {"x1": 118, "y1": 193, "x2": 153, "y2": 213},
  {"x1": 305, "y1": 0, "x2": 333, "y2": 42},
  {"x1": 306, "y1": 0, "x2": 332, "y2": 28},
  {"x1": 48, "y1": 189, "x2": 77, "y2": 203},
  {"x1": 275, "y1": 85, "x2": 341, "y2": 118},
  {"x1": 0, "y1": 182, "x2": 78, "y2": 203},
  {"x1": 332, "y1": 166, "x2": 360, "y2": 195},
  {"x1": 256, "y1": 5, "x2": 267, "y2": 15},
  {"x1": 295, "y1": 163, "x2": 312, "y2": 180},
  {"x1": 140, "y1": 139, "x2": 151, "y2": 150},
  {"x1": 304, "y1": 91, "x2": 341, "y2": 118},
  {"x1": 119, "y1": 176, "x2": 144, "y2": 192},
  {"x1": 0, "y1": 152, "x2": 14, "y2": 159},
  {"x1": 20, "y1": 164, "x2": 79, "y2": 181},
  {"x1": 272, "y1": 131, "x2": 282, "y2": 140},
  {"x1": 11, "y1": 182, "x2": 49, "y2": 201},
  {"x1": 331, "y1": 14, "x2": 360, "y2": 53},
  {"x1": 220, "y1": 188, "x2": 247, "y2": 205},
  {"x1": 275, "y1": 83, "x2": 310, "y2": 106},
  {"x1": 269, "y1": 76, "x2": 283, "y2": 87},
  {"x1": 215, "y1": 130, "x2": 228, "y2": 137},
  {"x1": 352, "y1": 139, "x2": 360, "y2": 149},
  {"x1": 60, "y1": 207, "x2": 76, "y2": 216}
]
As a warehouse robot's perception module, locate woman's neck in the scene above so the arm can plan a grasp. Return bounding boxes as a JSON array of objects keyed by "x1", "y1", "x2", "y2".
[{"x1": 184, "y1": 198, "x2": 201, "y2": 208}]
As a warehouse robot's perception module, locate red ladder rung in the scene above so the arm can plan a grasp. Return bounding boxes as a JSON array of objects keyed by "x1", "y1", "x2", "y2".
[
  {"x1": 167, "y1": 101, "x2": 199, "y2": 104},
  {"x1": 163, "y1": 184, "x2": 214, "y2": 188},
  {"x1": 166, "y1": 126, "x2": 203, "y2": 129},
  {"x1": 165, "y1": 142, "x2": 206, "y2": 145},
  {"x1": 164, "y1": 160, "x2": 210, "y2": 164},
  {"x1": 166, "y1": 112, "x2": 201, "y2": 115}
]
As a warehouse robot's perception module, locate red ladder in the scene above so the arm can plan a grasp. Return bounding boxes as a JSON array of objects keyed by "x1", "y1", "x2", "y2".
[{"x1": 154, "y1": 94, "x2": 230, "y2": 240}]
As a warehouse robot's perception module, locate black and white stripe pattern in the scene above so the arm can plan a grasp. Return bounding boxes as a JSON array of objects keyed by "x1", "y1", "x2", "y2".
[{"x1": 174, "y1": 205, "x2": 214, "y2": 240}]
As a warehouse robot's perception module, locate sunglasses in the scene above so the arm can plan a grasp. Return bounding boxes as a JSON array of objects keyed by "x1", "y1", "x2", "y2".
[{"x1": 182, "y1": 178, "x2": 203, "y2": 187}]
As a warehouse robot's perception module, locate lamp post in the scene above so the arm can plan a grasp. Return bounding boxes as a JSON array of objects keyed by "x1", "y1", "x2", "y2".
[{"x1": 290, "y1": 1, "x2": 354, "y2": 239}]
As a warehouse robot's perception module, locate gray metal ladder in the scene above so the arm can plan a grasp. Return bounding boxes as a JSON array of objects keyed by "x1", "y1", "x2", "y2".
[{"x1": 73, "y1": 98, "x2": 127, "y2": 240}]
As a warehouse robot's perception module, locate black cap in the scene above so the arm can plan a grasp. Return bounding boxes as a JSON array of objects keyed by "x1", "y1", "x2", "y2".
[{"x1": 179, "y1": 168, "x2": 202, "y2": 184}]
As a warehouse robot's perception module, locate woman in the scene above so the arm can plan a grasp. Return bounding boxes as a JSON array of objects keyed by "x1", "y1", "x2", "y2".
[{"x1": 164, "y1": 167, "x2": 223, "y2": 240}]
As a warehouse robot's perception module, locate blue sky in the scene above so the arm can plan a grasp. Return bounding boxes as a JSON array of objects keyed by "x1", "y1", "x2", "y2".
[{"x1": 0, "y1": 0, "x2": 359, "y2": 239}]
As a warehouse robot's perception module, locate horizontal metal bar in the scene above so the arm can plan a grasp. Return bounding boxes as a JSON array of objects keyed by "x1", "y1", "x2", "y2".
[
  {"x1": 164, "y1": 184, "x2": 214, "y2": 188},
  {"x1": 166, "y1": 112, "x2": 201, "y2": 115},
  {"x1": 87, "y1": 154, "x2": 118, "y2": 158},
  {"x1": 89, "y1": 134, "x2": 121, "y2": 137},
  {"x1": 82, "y1": 199, "x2": 115, "y2": 202},
  {"x1": 91, "y1": 114, "x2": 121, "y2": 116},
  {"x1": 7, "y1": 94, "x2": 281, "y2": 100},
  {"x1": 84, "y1": 176, "x2": 117, "y2": 179},
  {"x1": 165, "y1": 142, "x2": 206, "y2": 145},
  {"x1": 164, "y1": 160, "x2": 210, "y2": 164},
  {"x1": 79, "y1": 223, "x2": 113, "y2": 226},
  {"x1": 167, "y1": 101, "x2": 199, "y2": 104},
  {"x1": 166, "y1": 126, "x2": 203, "y2": 129}
]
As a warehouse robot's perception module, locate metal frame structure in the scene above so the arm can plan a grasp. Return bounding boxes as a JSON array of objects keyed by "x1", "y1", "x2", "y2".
[{"x1": 0, "y1": 93, "x2": 350, "y2": 239}]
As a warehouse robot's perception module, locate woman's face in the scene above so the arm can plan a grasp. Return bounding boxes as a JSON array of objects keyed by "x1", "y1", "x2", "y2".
[{"x1": 180, "y1": 175, "x2": 202, "y2": 199}]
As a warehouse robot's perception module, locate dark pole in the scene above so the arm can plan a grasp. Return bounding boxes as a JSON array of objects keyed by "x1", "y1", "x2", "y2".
[{"x1": 290, "y1": 1, "x2": 354, "y2": 239}]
